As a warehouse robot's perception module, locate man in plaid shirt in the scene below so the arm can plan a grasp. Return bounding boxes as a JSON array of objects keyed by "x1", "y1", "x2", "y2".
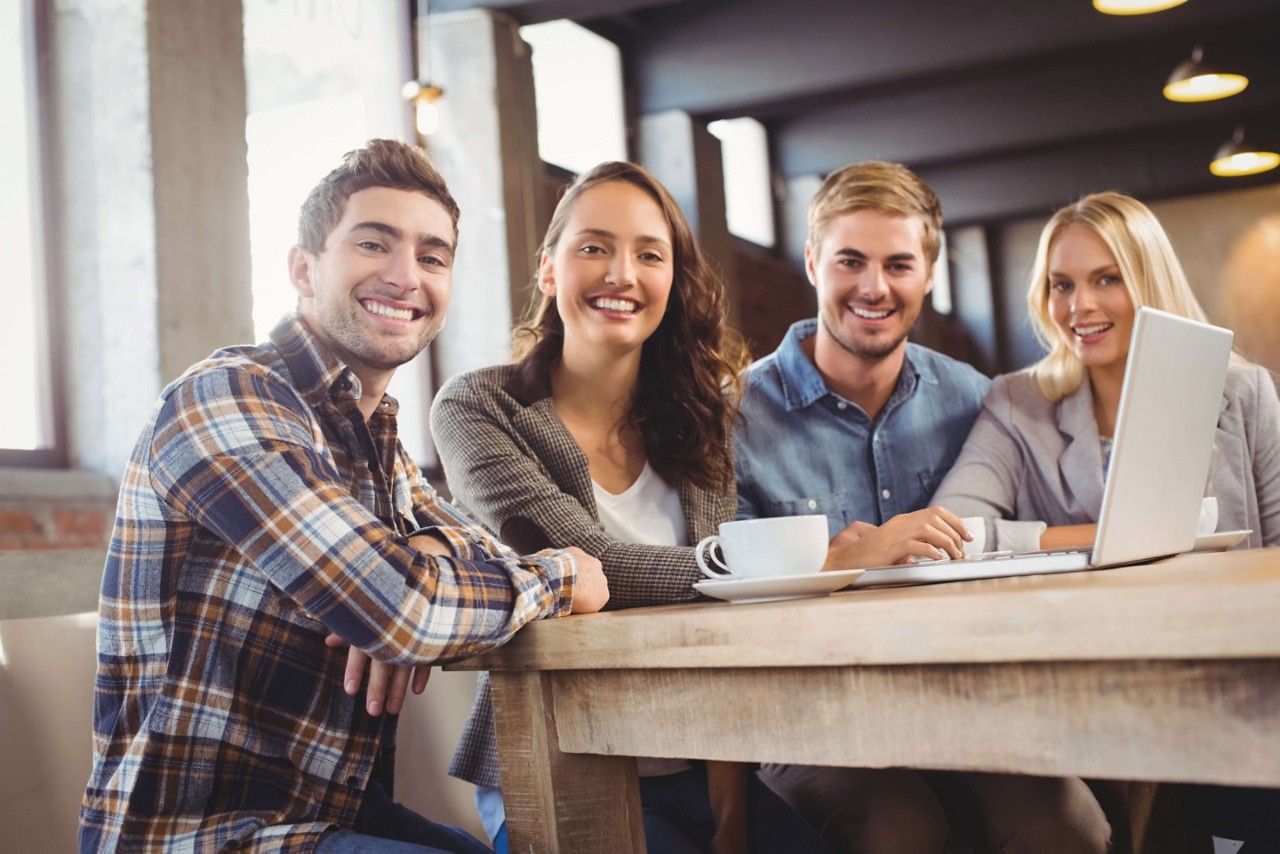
[{"x1": 79, "y1": 140, "x2": 609, "y2": 852}]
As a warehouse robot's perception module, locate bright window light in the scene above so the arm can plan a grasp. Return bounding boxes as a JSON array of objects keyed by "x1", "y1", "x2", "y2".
[
  {"x1": 932, "y1": 230, "x2": 952, "y2": 315},
  {"x1": 0, "y1": 0, "x2": 49, "y2": 451},
  {"x1": 708, "y1": 118, "x2": 776, "y2": 248},
  {"x1": 521, "y1": 21, "x2": 627, "y2": 174},
  {"x1": 243, "y1": 0, "x2": 437, "y2": 466}
]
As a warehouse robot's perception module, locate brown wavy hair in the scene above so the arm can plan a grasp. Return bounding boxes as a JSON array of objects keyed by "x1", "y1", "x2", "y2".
[{"x1": 514, "y1": 161, "x2": 750, "y2": 492}]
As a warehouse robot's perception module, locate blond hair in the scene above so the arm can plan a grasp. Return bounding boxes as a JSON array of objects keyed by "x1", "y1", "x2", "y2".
[
  {"x1": 806, "y1": 161, "x2": 943, "y2": 264},
  {"x1": 1027, "y1": 191, "x2": 1210, "y2": 401}
]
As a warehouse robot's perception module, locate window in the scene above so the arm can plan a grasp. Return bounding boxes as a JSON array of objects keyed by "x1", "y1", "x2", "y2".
[
  {"x1": 708, "y1": 118, "x2": 776, "y2": 248},
  {"x1": 0, "y1": 0, "x2": 60, "y2": 466},
  {"x1": 243, "y1": 0, "x2": 438, "y2": 466},
  {"x1": 521, "y1": 20, "x2": 627, "y2": 174}
]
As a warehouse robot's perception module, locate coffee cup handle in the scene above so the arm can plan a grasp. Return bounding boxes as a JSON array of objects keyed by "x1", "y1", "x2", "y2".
[{"x1": 695, "y1": 535, "x2": 732, "y2": 578}]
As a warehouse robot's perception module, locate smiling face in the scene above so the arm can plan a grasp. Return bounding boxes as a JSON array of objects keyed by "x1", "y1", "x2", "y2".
[
  {"x1": 289, "y1": 186, "x2": 456, "y2": 388},
  {"x1": 1046, "y1": 223, "x2": 1137, "y2": 376},
  {"x1": 538, "y1": 180, "x2": 674, "y2": 358},
  {"x1": 807, "y1": 208, "x2": 933, "y2": 363}
]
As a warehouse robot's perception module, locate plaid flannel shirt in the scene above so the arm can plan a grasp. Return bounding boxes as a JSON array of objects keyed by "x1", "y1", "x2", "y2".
[{"x1": 79, "y1": 315, "x2": 576, "y2": 852}]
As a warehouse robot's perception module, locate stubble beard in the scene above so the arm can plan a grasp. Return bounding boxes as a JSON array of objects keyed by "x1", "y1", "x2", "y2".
[{"x1": 819, "y1": 305, "x2": 911, "y2": 363}]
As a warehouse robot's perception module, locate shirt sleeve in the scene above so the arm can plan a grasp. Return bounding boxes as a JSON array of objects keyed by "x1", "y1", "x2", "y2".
[
  {"x1": 431, "y1": 371, "x2": 708, "y2": 609},
  {"x1": 146, "y1": 364, "x2": 577, "y2": 666},
  {"x1": 931, "y1": 381, "x2": 1046, "y2": 553},
  {"x1": 1247, "y1": 366, "x2": 1280, "y2": 547}
]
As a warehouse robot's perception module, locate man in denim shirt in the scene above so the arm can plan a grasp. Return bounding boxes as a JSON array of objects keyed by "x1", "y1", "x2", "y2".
[{"x1": 737, "y1": 162, "x2": 1112, "y2": 853}]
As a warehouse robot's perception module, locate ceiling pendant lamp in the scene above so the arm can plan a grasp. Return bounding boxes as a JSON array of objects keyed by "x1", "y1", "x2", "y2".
[
  {"x1": 1163, "y1": 46, "x2": 1249, "y2": 103},
  {"x1": 1093, "y1": 0, "x2": 1187, "y2": 15},
  {"x1": 1210, "y1": 126, "x2": 1280, "y2": 177}
]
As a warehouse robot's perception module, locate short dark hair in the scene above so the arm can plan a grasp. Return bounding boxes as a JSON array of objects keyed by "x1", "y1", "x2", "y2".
[{"x1": 297, "y1": 139, "x2": 460, "y2": 253}]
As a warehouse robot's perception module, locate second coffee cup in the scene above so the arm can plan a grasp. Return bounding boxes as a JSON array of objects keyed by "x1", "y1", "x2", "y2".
[{"x1": 695, "y1": 515, "x2": 829, "y2": 580}]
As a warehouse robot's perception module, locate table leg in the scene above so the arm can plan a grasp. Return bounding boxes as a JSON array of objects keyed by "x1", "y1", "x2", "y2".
[{"x1": 489, "y1": 670, "x2": 645, "y2": 853}]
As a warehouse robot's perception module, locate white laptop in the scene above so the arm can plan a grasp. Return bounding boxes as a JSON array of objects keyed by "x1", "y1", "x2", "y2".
[{"x1": 851, "y1": 307, "x2": 1234, "y2": 588}]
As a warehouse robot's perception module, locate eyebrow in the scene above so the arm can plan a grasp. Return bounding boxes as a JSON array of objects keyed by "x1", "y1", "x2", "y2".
[
  {"x1": 1048, "y1": 263, "x2": 1121, "y2": 279},
  {"x1": 350, "y1": 220, "x2": 456, "y2": 256},
  {"x1": 834, "y1": 248, "x2": 918, "y2": 262},
  {"x1": 575, "y1": 227, "x2": 673, "y2": 251}
]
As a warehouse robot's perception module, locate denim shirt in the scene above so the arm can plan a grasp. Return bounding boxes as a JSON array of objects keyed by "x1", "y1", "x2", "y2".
[{"x1": 734, "y1": 319, "x2": 990, "y2": 538}]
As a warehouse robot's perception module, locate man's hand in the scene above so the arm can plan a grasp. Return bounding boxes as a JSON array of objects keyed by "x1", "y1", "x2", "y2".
[
  {"x1": 563, "y1": 546, "x2": 609, "y2": 613},
  {"x1": 321, "y1": 531, "x2": 447, "y2": 716},
  {"x1": 823, "y1": 505, "x2": 970, "y2": 569},
  {"x1": 325, "y1": 634, "x2": 431, "y2": 716}
]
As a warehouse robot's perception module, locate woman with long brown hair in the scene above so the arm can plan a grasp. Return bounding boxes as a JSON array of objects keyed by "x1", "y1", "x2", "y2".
[{"x1": 432, "y1": 161, "x2": 830, "y2": 853}]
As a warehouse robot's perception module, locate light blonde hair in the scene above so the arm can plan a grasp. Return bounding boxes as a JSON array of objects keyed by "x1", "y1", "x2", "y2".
[
  {"x1": 1027, "y1": 191, "x2": 1210, "y2": 401},
  {"x1": 806, "y1": 161, "x2": 943, "y2": 265}
]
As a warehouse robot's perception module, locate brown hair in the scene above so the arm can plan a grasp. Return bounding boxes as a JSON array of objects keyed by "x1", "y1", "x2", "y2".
[
  {"x1": 807, "y1": 161, "x2": 943, "y2": 264},
  {"x1": 297, "y1": 139, "x2": 460, "y2": 253},
  {"x1": 514, "y1": 161, "x2": 750, "y2": 492}
]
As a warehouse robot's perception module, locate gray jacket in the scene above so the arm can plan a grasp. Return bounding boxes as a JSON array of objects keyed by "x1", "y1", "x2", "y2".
[
  {"x1": 431, "y1": 358, "x2": 732, "y2": 788},
  {"x1": 932, "y1": 362, "x2": 1280, "y2": 552}
]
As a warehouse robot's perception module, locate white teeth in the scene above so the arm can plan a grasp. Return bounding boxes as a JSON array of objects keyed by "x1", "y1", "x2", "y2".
[
  {"x1": 364, "y1": 301, "x2": 414, "y2": 321},
  {"x1": 852, "y1": 306, "x2": 891, "y2": 319},
  {"x1": 590, "y1": 297, "x2": 639, "y2": 313},
  {"x1": 1074, "y1": 323, "x2": 1112, "y2": 336}
]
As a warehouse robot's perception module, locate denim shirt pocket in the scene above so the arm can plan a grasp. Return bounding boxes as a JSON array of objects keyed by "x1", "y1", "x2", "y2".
[
  {"x1": 766, "y1": 491, "x2": 851, "y2": 538},
  {"x1": 917, "y1": 464, "x2": 948, "y2": 502}
]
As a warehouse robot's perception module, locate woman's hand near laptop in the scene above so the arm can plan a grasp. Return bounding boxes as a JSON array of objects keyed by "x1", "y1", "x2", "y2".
[{"x1": 822, "y1": 506, "x2": 971, "y2": 570}]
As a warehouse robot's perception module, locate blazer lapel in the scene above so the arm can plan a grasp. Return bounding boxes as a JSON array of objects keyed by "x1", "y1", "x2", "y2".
[
  {"x1": 504, "y1": 360, "x2": 599, "y2": 519},
  {"x1": 1057, "y1": 378, "x2": 1105, "y2": 520}
]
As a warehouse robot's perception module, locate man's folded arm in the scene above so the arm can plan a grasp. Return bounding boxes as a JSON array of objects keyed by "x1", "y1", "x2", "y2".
[{"x1": 147, "y1": 366, "x2": 577, "y2": 666}]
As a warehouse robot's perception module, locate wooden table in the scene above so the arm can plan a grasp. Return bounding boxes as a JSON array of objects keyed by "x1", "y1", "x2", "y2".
[{"x1": 451, "y1": 548, "x2": 1280, "y2": 852}]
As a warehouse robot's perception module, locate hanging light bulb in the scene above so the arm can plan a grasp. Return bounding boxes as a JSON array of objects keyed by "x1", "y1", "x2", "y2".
[
  {"x1": 1163, "y1": 46, "x2": 1249, "y2": 103},
  {"x1": 401, "y1": 80, "x2": 445, "y2": 136},
  {"x1": 1210, "y1": 126, "x2": 1280, "y2": 177},
  {"x1": 1093, "y1": 0, "x2": 1187, "y2": 14}
]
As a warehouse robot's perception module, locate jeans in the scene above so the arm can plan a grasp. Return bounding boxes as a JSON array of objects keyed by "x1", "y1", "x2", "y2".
[{"x1": 317, "y1": 779, "x2": 492, "y2": 854}]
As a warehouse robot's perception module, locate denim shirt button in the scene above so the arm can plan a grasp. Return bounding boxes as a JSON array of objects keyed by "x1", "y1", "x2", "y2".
[
  {"x1": 807, "y1": 499, "x2": 817, "y2": 509},
  {"x1": 836, "y1": 401, "x2": 848, "y2": 410},
  {"x1": 881, "y1": 489, "x2": 891, "y2": 499}
]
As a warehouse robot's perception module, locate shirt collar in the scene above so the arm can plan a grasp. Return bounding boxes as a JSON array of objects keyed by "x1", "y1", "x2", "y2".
[
  {"x1": 268, "y1": 314, "x2": 398, "y2": 414},
  {"x1": 773, "y1": 319, "x2": 934, "y2": 412}
]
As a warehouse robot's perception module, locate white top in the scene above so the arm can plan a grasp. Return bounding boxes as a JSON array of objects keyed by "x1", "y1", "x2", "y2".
[{"x1": 593, "y1": 461, "x2": 690, "y2": 777}]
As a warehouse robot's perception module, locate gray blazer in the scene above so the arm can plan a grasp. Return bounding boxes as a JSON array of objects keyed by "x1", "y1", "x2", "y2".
[
  {"x1": 431, "y1": 359, "x2": 734, "y2": 787},
  {"x1": 932, "y1": 362, "x2": 1280, "y2": 552}
]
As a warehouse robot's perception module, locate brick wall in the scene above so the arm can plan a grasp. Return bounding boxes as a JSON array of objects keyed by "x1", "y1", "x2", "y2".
[{"x1": 0, "y1": 470, "x2": 118, "y2": 552}]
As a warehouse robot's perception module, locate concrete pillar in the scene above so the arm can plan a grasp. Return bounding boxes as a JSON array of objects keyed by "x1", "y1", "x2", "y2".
[
  {"x1": 781, "y1": 174, "x2": 823, "y2": 270},
  {"x1": 51, "y1": 0, "x2": 251, "y2": 477},
  {"x1": 422, "y1": 10, "x2": 546, "y2": 383},
  {"x1": 636, "y1": 110, "x2": 739, "y2": 325}
]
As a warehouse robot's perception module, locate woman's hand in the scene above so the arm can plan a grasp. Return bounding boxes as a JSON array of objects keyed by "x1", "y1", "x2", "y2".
[{"x1": 823, "y1": 505, "x2": 970, "y2": 569}]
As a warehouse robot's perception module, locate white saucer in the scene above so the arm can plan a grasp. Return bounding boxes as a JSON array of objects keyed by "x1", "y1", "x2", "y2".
[
  {"x1": 693, "y1": 569, "x2": 864, "y2": 605},
  {"x1": 1192, "y1": 529, "x2": 1251, "y2": 552}
]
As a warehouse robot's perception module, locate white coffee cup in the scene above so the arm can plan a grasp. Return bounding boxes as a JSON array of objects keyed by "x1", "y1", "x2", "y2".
[
  {"x1": 960, "y1": 516, "x2": 987, "y2": 558},
  {"x1": 695, "y1": 515, "x2": 829, "y2": 580},
  {"x1": 1198, "y1": 496, "x2": 1219, "y2": 536}
]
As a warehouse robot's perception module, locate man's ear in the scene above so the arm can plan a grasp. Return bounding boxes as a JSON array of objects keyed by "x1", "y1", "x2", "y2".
[
  {"x1": 537, "y1": 253, "x2": 556, "y2": 297},
  {"x1": 924, "y1": 258, "x2": 937, "y2": 296},
  {"x1": 804, "y1": 242, "x2": 818, "y2": 288},
  {"x1": 288, "y1": 246, "x2": 316, "y2": 299}
]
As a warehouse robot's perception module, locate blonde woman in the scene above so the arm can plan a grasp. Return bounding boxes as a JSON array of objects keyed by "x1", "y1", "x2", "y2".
[{"x1": 933, "y1": 191, "x2": 1280, "y2": 553}]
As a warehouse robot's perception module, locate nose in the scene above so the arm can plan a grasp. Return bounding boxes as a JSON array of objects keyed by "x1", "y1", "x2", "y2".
[
  {"x1": 861, "y1": 264, "x2": 890, "y2": 299},
  {"x1": 1071, "y1": 284, "x2": 1097, "y2": 313},
  {"x1": 382, "y1": 245, "x2": 422, "y2": 291},
  {"x1": 605, "y1": 252, "x2": 637, "y2": 287}
]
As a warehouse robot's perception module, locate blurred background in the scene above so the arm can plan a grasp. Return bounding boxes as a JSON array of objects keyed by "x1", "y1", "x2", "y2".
[{"x1": 2, "y1": 0, "x2": 1277, "y2": 846}]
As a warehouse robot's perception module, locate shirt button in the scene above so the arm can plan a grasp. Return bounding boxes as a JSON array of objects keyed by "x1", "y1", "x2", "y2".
[
  {"x1": 882, "y1": 489, "x2": 891, "y2": 499},
  {"x1": 807, "y1": 499, "x2": 817, "y2": 510},
  {"x1": 346, "y1": 775, "x2": 360, "y2": 787},
  {"x1": 836, "y1": 401, "x2": 848, "y2": 410}
]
